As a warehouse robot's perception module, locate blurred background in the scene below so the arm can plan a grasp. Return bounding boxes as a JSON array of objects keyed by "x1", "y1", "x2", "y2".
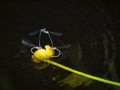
[{"x1": 0, "y1": 1, "x2": 120, "y2": 90}]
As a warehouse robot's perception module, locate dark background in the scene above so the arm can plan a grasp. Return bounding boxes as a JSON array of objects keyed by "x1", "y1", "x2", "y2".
[
  {"x1": 0, "y1": 1, "x2": 120, "y2": 40},
  {"x1": 0, "y1": 1, "x2": 120, "y2": 38}
]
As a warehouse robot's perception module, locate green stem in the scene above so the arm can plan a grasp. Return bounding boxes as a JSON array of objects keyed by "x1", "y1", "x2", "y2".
[{"x1": 45, "y1": 60, "x2": 120, "y2": 87}]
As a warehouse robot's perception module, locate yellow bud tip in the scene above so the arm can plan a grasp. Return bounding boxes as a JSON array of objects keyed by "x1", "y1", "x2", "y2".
[{"x1": 32, "y1": 45, "x2": 54, "y2": 63}]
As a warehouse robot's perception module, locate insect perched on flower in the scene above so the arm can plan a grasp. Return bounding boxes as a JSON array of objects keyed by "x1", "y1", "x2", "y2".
[{"x1": 22, "y1": 28, "x2": 68, "y2": 70}]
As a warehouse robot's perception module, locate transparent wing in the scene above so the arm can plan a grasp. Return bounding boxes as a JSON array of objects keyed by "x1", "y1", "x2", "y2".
[
  {"x1": 57, "y1": 44, "x2": 71, "y2": 49},
  {"x1": 49, "y1": 31, "x2": 62, "y2": 36},
  {"x1": 29, "y1": 30, "x2": 39, "y2": 36},
  {"x1": 29, "y1": 28, "x2": 62, "y2": 37},
  {"x1": 22, "y1": 38, "x2": 37, "y2": 47}
]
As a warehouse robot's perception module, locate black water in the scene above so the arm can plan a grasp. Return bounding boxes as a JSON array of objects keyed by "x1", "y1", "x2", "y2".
[{"x1": 0, "y1": 1, "x2": 120, "y2": 90}]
